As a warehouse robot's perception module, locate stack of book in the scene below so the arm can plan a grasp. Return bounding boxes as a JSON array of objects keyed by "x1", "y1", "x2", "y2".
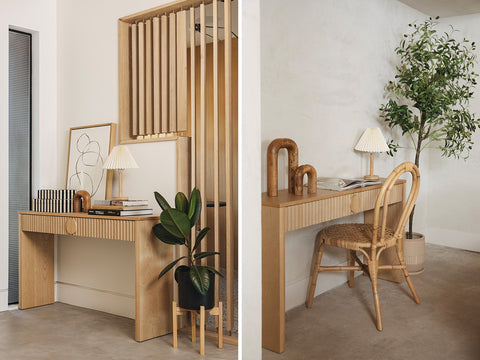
[
  {"x1": 88, "y1": 199, "x2": 153, "y2": 216},
  {"x1": 32, "y1": 189, "x2": 76, "y2": 213}
]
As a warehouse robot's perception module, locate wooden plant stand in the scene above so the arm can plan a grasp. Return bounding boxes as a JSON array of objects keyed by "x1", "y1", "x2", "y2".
[{"x1": 172, "y1": 301, "x2": 223, "y2": 355}]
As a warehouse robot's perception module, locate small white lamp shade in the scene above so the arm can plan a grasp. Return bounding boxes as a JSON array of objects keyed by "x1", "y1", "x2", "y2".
[
  {"x1": 354, "y1": 128, "x2": 389, "y2": 153},
  {"x1": 103, "y1": 145, "x2": 139, "y2": 170},
  {"x1": 354, "y1": 128, "x2": 389, "y2": 180},
  {"x1": 103, "y1": 146, "x2": 138, "y2": 200}
]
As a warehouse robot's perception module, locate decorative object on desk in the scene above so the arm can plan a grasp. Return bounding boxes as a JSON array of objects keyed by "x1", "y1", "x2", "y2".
[
  {"x1": 153, "y1": 188, "x2": 223, "y2": 310},
  {"x1": 354, "y1": 128, "x2": 389, "y2": 181},
  {"x1": 267, "y1": 138, "x2": 298, "y2": 196},
  {"x1": 306, "y1": 162, "x2": 421, "y2": 331},
  {"x1": 66, "y1": 123, "x2": 116, "y2": 200},
  {"x1": 73, "y1": 190, "x2": 91, "y2": 213},
  {"x1": 103, "y1": 145, "x2": 139, "y2": 201},
  {"x1": 88, "y1": 208, "x2": 153, "y2": 216},
  {"x1": 294, "y1": 165, "x2": 317, "y2": 196},
  {"x1": 32, "y1": 189, "x2": 75, "y2": 213},
  {"x1": 380, "y1": 19, "x2": 479, "y2": 272}
]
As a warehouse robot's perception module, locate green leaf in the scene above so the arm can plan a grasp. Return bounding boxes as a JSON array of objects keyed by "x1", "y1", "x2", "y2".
[
  {"x1": 203, "y1": 266, "x2": 224, "y2": 278},
  {"x1": 154, "y1": 191, "x2": 171, "y2": 211},
  {"x1": 175, "y1": 192, "x2": 188, "y2": 213},
  {"x1": 174, "y1": 265, "x2": 190, "y2": 283},
  {"x1": 189, "y1": 265, "x2": 210, "y2": 295},
  {"x1": 160, "y1": 208, "x2": 191, "y2": 239},
  {"x1": 188, "y1": 188, "x2": 202, "y2": 227},
  {"x1": 158, "y1": 256, "x2": 186, "y2": 280},
  {"x1": 152, "y1": 223, "x2": 185, "y2": 245},
  {"x1": 194, "y1": 251, "x2": 219, "y2": 261},
  {"x1": 187, "y1": 188, "x2": 197, "y2": 219},
  {"x1": 193, "y1": 227, "x2": 210, "y2": 251}
]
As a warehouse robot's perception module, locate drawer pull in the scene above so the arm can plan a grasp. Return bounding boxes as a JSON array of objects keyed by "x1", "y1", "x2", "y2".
[{"x1": 65, "y1": 218, "x2": 77, "y2": 235}]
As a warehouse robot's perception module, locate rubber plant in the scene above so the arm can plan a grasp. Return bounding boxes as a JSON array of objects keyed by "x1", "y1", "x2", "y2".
[
  {"x1": 153, "y1": 187, "x2": 222, "y2": 295},
  {"x1": 380, "y1": 18, "x2": 479, "y2": 238}
]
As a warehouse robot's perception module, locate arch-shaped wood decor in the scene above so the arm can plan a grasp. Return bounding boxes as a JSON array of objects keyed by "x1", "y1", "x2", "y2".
[
  {"x1": 294, "y1": 165, "x2": 317, "y2": 196},
  {"x1": 267, "y1": 138, "x2": 299, "y2": 197}
]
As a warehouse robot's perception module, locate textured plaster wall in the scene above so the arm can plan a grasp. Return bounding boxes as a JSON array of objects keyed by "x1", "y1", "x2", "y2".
[{"x1": 260, "y1": 0, "x2": 427, "y2": 311}]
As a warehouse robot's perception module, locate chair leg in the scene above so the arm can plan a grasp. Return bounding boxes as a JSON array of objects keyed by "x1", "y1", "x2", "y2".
[
  {"x1": 396, "y1": 247, "x2": 420, "y2": 304},
  {"x1": 369, "y1": 260, "x2": 383, "y2": 331},
  {"x1": 348, "y1": 250, "x2": 355, "y2": 287},
  {"x1": 306, "y1": 238, "x2": 325, "y2": 308}
]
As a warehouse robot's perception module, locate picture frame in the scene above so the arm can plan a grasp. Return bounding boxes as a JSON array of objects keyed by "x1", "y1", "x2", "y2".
[{"x1": 66, "y1": 123, "x2": 117, "y2": 200}]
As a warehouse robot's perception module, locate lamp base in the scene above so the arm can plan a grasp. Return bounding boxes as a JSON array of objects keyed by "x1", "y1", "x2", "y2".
[
  {"x1": 113, "y1": 196, "x2": 129, "y2": 201},
  {"x1": 364, "y1": 175, "x2": 379, "y2": 181}
]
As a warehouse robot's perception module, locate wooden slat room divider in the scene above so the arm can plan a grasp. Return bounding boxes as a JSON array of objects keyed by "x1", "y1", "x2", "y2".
[{"x1": 119, "y1": 0, "x2": 237, "y2": 344}]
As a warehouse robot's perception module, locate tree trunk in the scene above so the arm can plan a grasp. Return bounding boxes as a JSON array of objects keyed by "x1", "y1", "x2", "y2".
[{"x1": 408, "y1": 112, "x2": 424, "y2": 239}]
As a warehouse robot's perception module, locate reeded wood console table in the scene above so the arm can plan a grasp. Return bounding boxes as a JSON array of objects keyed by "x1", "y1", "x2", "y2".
[
  {"x1": 262, "y1": 180, "x2": 406, "y2": 353},
  {"x1": 18, "y1": 212, "x2": 173, "y2": 342}
]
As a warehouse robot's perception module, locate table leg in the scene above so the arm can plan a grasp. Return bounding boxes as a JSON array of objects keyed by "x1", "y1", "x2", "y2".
[
  {"x1": 19, "y1": 227, "x2": 54, "y2": 309},
  {"x1": 135, "y1": 220, "x2": 173, "y2": 341},
  {"x1": 262, "y1": 206, "x2": 285, "y2": 353}
]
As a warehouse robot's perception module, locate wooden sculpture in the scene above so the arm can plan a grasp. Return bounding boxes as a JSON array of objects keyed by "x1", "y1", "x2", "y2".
[
  {"x1": 294, "y1": 165, "x2": 317, "y2": 196},
  {"x1": 267, "y1": 138, "x2": 299, "y2": 197},
  {"x1": 73, "y1": 190, "x2": 92, "y2": 213}
]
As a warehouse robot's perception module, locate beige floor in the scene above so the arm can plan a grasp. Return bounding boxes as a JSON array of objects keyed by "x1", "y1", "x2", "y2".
[
  {"x1": 263, "y1": 244, "x2": 480, "y2": 360},
  {"x1": 0, "y1": 244, "x2": 478, "y2": 359}
]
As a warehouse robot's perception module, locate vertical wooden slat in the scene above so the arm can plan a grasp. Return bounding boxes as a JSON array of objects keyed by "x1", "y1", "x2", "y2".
[
  {"x1": 224, "y1": 0, "x2": 233, "y2": 334},
  {"x1": 153, "y1": 17, "x2": 161, "y2": 134},
  {"x1": 169, "y1": 12, "x2": 177, "y2": 132},
  {"x1": 213, "y1": 0, "x2": 220, "y2": 310},
  {"x1": 190, "y1": 7, "x2": 196, "y2": 188},
  {"x1": 176, "y1": 10, "x2": 188, "y2": 132},
  {"x1": 131, "y1": 23, "x2": 138, "y2": 136},
  {"x1": 138, "y1": 21, "x2": 146, "y2": 135},
  {"x1": 200, "y1": 2, "x2": 207, "y2": 264},
  {"x1": 161, "y1": 14, "x2": 169, "y2": 133},
  {"x1": 145, "y1": 19, "x2": 153, "y2": 135}
]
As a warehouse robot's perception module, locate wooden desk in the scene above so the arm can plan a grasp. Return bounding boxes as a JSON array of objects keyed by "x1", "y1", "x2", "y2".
[
  {"x1": 18, "y1": 212, "x2": 173, "y2": 342},
  {"x1": 262, "y1": 181, "x2": 405, "y2": 353}
]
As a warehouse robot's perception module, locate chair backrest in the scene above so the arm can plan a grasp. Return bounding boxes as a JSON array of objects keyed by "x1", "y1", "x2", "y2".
[{"x1": 371, "y1": 162, "x2": 420, "y2": 248}]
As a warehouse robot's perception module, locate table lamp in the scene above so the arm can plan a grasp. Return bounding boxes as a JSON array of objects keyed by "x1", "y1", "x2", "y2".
[
  {"x1": 354, "y1": 128, "x2": 389, "y2": 180},
  {"x1": 103, "y1": 145, "x2": 139, "y2": 200}
]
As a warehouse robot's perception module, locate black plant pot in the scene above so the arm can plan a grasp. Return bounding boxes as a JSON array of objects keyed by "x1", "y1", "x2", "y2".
[{"x1": 177, "y1": 268, "x2": 215, "y2": 310}]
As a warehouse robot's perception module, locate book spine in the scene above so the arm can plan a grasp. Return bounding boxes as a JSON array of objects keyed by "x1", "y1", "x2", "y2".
[{"x1": 88, "y1": 209, "x2": 122, "y2": 216}]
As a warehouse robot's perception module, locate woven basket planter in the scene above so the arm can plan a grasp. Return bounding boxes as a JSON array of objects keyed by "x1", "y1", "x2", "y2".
[{"x1": 404, "y1": 232, "x2": 425, "y2": 275}]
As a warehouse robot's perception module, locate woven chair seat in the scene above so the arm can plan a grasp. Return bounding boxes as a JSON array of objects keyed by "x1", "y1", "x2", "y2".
[{"x1": 320, "y1": 223, "x2": 397, "y2": 251}]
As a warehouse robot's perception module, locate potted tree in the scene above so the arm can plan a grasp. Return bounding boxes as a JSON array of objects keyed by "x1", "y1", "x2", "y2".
[
  {"x1": 380, "y1": 18, "x2": 479, "y2": 272},
  {"x1": 153, "y1": 188, "x2": 222, "y2": 310}
]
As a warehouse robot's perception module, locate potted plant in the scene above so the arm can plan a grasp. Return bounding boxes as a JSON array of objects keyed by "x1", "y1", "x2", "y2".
[
  {"x1": 380, "y1": 18, "x2": 479, "y2": 272},
  {"x1": 153, "y1": 187, "x2": 222, "y2": 310}
]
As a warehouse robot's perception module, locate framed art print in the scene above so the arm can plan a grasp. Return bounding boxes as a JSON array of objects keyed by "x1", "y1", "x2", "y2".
[{"x1": 66, "y1": 123, "x2": 117, "y2": 200}]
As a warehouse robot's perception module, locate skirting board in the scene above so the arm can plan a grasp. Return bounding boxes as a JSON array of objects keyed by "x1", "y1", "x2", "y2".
[
  {"x1": 286, "y1": 262, "x2": 362, "y2": 311},
  {"x1": 425, "y1": 228, "x2": 480, "y2": 253},
  {"x1": 56, "y1": 282, "x2": 135, "y2": 319},
  {"x1": 0, "y1": 289, "x2": 8, "y2": 312}
]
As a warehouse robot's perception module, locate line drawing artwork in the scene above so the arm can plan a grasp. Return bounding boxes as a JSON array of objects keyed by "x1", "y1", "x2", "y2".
[
  {"x1": 68, "y1": 133, "x2": 104, "y2": 197},
  {"x1": 66, "y1": 124, "x2": 114, "y2": 200}
]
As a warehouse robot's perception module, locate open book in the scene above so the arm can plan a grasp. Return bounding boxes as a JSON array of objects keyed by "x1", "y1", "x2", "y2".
[{"x1": 316, "y1": 177, "x2": 381, "y2": 191}]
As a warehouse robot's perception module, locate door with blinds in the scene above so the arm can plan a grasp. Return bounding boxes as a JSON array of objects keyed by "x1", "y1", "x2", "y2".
[{"x1": 9, "y1": 30, "x2": 32, "y2": 304}]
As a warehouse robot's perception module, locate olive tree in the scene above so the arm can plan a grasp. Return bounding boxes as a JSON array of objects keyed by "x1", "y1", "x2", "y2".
[{"x1": 380, "y1": 18, "x2": 479, "y2": 237}]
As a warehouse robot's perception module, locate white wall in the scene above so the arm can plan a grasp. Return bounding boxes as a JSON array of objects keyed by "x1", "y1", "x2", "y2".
[
  {"x1": 56, "y1": 0, "x2": 176, "y2": 318},
  {"x1": 0, "y1": 0, "x2": 57, "y2": 311},
  {"x1": 424, "y1": 14, "x2": 480, "y2": 252},
  {"x1": 260, "y1": 0, "x2": 428, "y2": 311},
  {"x1": 239, "y1": 0, "x2": 262, "y2": 358}
]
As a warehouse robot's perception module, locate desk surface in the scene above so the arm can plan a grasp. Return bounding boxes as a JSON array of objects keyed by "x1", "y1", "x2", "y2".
[
  {"x1": 19, "y1": 211, "x2": 160, "y2": 221},
  {"x1": 262, "y1": 180, "x2": 406, "y2": 208}
]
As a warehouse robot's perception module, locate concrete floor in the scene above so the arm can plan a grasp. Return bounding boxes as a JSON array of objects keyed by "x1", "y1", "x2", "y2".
[
  {"x1": 0, "y1": 302, "x2": 237, "y2": 359},
  {"x1": 0, "y1": 244, "x2": 478, "y2": 359},
  {"x1": 263, "y1": 244, "x2": 480, "y2": 360}
]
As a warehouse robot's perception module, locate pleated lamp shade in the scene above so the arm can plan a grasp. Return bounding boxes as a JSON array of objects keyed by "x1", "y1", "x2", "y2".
[
  {"x1": 103, "y1": 145, "x2": 139, "y2": 170},
  {"x1": 354, "y1": 128, "x2": 389, "y2": 153}
]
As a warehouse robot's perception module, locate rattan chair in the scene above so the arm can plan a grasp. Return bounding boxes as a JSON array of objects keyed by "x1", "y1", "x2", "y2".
[{"x1": 305, "y1": 162, "x2": 421, "y2": 330}]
